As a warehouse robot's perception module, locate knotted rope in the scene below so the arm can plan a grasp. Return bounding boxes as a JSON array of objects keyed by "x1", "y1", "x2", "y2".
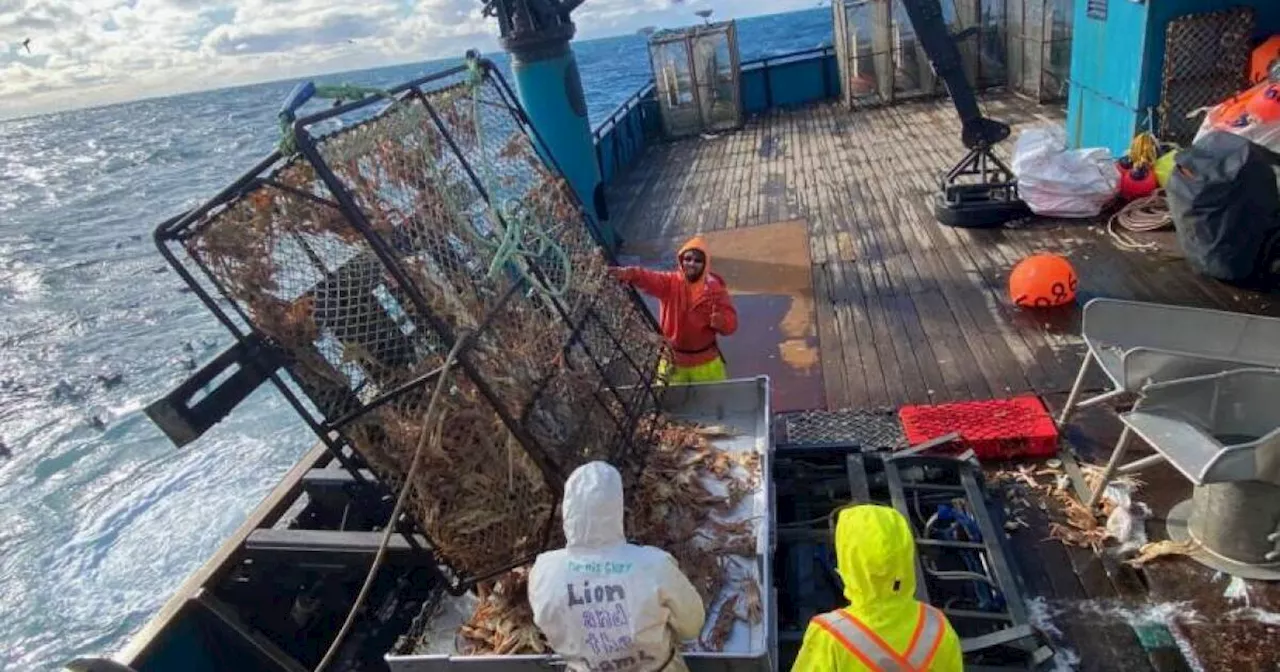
[{"x1": 455, "y1": 56, "x2": 573, "y2": 298}]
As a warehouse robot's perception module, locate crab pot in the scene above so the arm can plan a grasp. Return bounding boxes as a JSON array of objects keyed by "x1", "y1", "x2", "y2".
[
  {"x1": 647, "y1": 20, "x2": 743, "y2": 139},
  {"x1": 1005, "y1": 0, "x2": 1072, "y2": 103},
  {"x1": 154, "y1": 60, "x2": 667, "y2": 592},
  {"x1": 832, "y1": 0, "x2": 1011, "y2": 107}
]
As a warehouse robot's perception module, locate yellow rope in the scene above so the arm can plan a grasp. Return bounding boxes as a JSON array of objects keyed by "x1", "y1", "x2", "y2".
[
  {"x1": 313, "y1": 335, "x2": 468, "y2": 672},
  {"x1": 1127, "y1": 132, "x2": 1159, "y2": 170}
]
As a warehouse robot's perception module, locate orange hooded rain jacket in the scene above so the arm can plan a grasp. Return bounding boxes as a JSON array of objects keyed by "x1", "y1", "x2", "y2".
[{"x1": 613, "y1": 236, "x2": 738, "y2": 368}]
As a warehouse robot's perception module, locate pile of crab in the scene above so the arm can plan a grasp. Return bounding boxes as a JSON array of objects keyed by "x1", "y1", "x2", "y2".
[{"x1": 450, "y1": 419, "x2": 765, "y2": 656}]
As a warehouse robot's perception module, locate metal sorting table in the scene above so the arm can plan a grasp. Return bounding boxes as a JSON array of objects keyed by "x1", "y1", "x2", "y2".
[{"x1": 385, "y1": 376, "x2": 775, "y2": 672}]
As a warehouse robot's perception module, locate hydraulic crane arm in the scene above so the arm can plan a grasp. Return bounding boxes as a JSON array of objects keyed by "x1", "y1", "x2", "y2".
[
  {"x1": 482, "y1": 0, "x2": 586, "y2": 47},
  {"x1": 897, "y1": 0, "x2": 1010, "y2": 149},
  {"x1": 893, "y1": 0, "x2": 1029, "y2": 227}
]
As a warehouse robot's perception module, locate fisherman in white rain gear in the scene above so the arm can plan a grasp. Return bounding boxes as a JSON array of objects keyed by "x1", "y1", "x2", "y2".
[{"x1": 530, "y1": 461, "x2": 705, "y2": 671}]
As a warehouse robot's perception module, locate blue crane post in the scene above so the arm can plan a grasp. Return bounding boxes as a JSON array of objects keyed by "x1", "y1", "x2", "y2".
[{"x1": 485, "y1": 0, "x2": 619, "y2": 253}]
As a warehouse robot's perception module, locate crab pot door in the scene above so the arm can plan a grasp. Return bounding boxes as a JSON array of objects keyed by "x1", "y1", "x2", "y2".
[
  {"x1": 833, "y1": 0, "x2": 895, "y2": 106},
  {"x1": 649, "y1": 21, "x2": 742, "y2": 138},
  {"x1": 836, "y1": 0, "x2": 992, "y2": 107}
]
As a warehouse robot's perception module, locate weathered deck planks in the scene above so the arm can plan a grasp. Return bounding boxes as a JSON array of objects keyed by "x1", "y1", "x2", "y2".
[
  {"x1": 605, "y1": 94, "x2": 1280, "y2": 410},
  {"x1": 602, "y1": 94, "x2": 1280, "y2": 671}
]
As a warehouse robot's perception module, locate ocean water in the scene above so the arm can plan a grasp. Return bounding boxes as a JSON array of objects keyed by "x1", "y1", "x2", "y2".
[{"x1": 0, "y1": 8, "x2": 831, "y2": 671}]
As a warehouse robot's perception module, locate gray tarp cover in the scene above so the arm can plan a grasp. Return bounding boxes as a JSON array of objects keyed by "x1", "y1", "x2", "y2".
[{"x1": 1167, "y1": 131, "x2": 1280, "y2": 283}]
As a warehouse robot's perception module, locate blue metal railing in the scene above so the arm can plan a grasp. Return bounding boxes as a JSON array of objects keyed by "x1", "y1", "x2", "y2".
[
  {"x1": 592, "y1": 82, "x2": 660, "y2": 185},
  {"x1": 591, "y1": 45, "x2": 838, "y2": 187},
  {"x1": 740, "y1": 45, "x2": 839, "y2": 113}
]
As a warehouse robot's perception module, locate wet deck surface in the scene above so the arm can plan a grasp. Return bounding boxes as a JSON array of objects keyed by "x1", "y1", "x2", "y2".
[
  {"x1": 607, "y1": 95, "x2": 1280, "y2": 670},
  {"x1": 606, "y1": 94, "x2": 1280, "y2": 411},
  {"x1": 618, "y1": 219, "x2": 823, "y2": 413}
]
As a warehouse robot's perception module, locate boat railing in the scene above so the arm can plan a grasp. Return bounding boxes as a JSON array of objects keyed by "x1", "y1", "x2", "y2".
[
  {"x1": 740, "y1": 45, "x2": 839, "y2": 113},
  {"x1": 592, "y1": 44, "x2": 839, "y2": 186},
  {"x1": 592, "y1": 82, "x2": 660, "y2": 185}
]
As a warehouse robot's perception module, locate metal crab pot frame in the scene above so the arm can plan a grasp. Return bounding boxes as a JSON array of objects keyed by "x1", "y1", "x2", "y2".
[
  {"x1": 648, "y1": 20, "x2": 743, "y2": 139},
  {"x1": 1005, "y1": 0, "x2": 1073, "y2": 103},
  {"x1": 153, "y1": 59, "x2": 667, "y2": 593}
]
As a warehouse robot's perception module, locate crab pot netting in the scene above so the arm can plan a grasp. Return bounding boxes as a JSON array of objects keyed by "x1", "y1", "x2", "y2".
[{"x1": 166, "y1": 64, "x2": 666, "y2": 585}]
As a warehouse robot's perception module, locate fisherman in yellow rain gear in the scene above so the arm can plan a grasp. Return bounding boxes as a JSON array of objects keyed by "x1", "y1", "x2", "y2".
[{"x1": 793, "y1": 505, "x2": 963, "y2": 671}]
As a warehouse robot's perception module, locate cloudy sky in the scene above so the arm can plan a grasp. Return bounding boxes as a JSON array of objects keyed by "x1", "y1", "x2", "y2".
[{"x1": 0, "y1": 0, "x2": 812, "y2": 118}]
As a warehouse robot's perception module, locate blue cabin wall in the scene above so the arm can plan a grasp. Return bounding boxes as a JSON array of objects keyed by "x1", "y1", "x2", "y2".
[
  {"x1": 1066, "y1": 0, "x2": 1149, "y2": 155},
  {"x1": 1069, "y1": 0, "x2": 1280, "y2": 155}
]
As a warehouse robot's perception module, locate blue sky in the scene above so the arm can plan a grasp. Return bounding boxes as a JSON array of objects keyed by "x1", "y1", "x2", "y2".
[{"x1": 0, "y1": 0, "x2": 814, "y2": 118}]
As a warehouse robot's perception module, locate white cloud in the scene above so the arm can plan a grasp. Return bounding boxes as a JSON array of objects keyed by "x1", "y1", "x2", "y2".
[{"x1": 0, "y1": 0, "x2": 812, "y2": 119}]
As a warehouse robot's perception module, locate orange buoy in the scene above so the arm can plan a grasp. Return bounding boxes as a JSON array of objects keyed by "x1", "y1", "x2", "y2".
[
  {"x1": 1245, "y1": 84, "x2": 1280, "y2": 125},
  {"x1": 1009, "y1": 253, "x2": 1078, "y2": 308}
]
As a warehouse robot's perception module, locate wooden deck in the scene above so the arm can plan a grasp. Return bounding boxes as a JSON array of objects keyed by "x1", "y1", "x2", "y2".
[
  {"x1": 606, "y1": 93, "x2": 1280, "y2": 411},
  {"x1": 607, "y1": 94, "x2": 1280, "y2": 671}
]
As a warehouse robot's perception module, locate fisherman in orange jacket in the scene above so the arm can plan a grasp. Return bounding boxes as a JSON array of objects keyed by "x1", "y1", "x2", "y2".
[{"x1": 608, "y1": 236, "x2": 738, "y2": 383}]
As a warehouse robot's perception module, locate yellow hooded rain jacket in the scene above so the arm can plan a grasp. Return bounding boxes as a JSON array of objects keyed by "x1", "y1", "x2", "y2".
[{"x1": 791, "y1": 505, "x2": 963, "y2": 672}]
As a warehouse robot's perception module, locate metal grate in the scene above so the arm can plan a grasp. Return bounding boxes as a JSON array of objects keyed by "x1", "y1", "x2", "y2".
[
  {"x1": 157, "y1": 60, "x2": 665, "y2": 590},
  {"x1": 1159, "y1": 7, "x2": 1254, "y2": 145},
  {"x1": 780, "y1": 408, "x2": 906, "y2": 449}
]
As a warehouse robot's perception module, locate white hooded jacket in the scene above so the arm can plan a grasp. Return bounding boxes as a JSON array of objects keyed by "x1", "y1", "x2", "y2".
[{"x1": 530, "y1": 462, "x2": 705, "y2": 672}]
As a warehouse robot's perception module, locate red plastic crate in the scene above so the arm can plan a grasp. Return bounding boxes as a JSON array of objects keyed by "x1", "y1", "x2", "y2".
[{"x1": 898, "y1": 396, "x2": 1059, "y2": 459}]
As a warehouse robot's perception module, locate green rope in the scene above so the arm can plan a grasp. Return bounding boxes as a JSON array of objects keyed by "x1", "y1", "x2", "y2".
[
  {"x1": 278, "y1": 115, "x2": 301, "y2": 157},
  {"x1": 458, "y1": 56, "x2": 573, "y2": 298},
  {"x1": 314, "y1": 84, "x2": 395, "y2": 103}
]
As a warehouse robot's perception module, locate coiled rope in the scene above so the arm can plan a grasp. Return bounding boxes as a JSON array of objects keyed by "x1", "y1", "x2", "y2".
[
  {"x1": 1108, "y1": 130, "x2": 1171, "y2": 251},
  {"x1": 1108, "y1": 190, "x2": 1172, "y2": 250}
]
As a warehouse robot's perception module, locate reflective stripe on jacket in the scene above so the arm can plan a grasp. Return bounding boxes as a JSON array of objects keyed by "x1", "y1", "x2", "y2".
[
  {"x1": 811, "y1": 603, "x2": 947, "y2": 671},
  {"x1": 791, "y1": 505, "x2": 962, "y2": 671}
]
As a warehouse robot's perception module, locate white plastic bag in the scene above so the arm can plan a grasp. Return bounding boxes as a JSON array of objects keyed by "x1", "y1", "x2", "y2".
[{"x1": 1012, "y1": 126, "x2": 1119, "y2": 218}]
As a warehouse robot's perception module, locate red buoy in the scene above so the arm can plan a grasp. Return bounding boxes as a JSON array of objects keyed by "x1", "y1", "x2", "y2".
[{"x1": 1119, "y1": 164, "x2": 1158, "y2": 201}]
